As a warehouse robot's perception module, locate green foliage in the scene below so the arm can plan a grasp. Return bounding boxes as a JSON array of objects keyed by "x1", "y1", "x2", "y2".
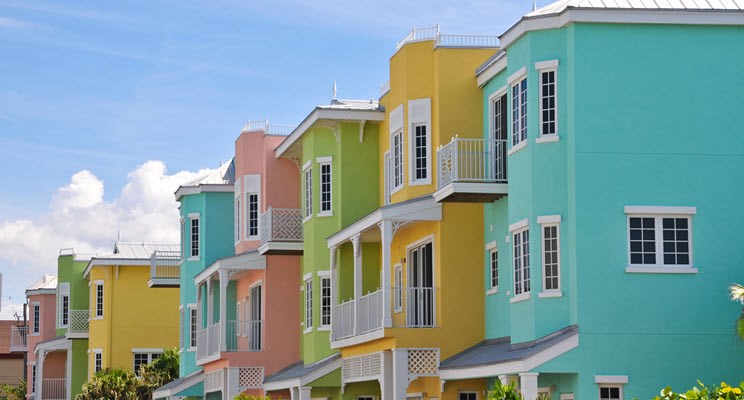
[
  {"x1": 488, "y1": 379, "x2": 524, "y2": 400},
  {"x1": 137, "y1": 348, "x2": 180, "y2": 399},
  {"x1": 0, "y1": 379, "x2": 27, "y2": 400},
  {"x1": 653, "y1": 381, "x2": 744, "y2": 400},
  {"x1": 233, "y1": 395, "x2": 281, "y2": 400},
  {"x1": 732, "y1": 284, "x2": 744, "y2": 340}
]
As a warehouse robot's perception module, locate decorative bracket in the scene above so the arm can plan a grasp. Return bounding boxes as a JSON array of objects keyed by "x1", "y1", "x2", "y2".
[
  {"x1": 350, "y1": 234, "x2": 362, "y2": 257},
  {"x1": 318, "y1": 121, "x2": 341, "y2": 143},
  {"x1": 359, "y1": 120, "x2": 366, "y2": 143},
  {"x1": 391, "y1": 220, "x2": 411, "y2": 237}
]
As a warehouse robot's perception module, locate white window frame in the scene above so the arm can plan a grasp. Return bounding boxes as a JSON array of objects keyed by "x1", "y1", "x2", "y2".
[
  {"x1": 317, "y1": 157, "x2": 333, "y2": 217},
  {"x1": 390, "y1": 104, "x2": 404, "y2": 194},
  {"x1": 304, "y1": 275, "x2": 313, "y2": 334},
  {"x1": 538, "y1": 215, "x2": 562, "y2": 298},
  {"x1": 132, "y1": 349, "x2": 163, "y2": 375},
  {"x1": 459, "y1": 391, "x2": 479, "y2": 400},
  {"x1": 234, "y1": 178, "x2": 242, "y2": 244},
  {"x1": 486, "y1": 241, "x2": 498, "y2": 295},
  {"x1": 407, "y1": 98, "x2": 432, "y2": 186},
  {"x1": 394, "y1": 264, "x2": 403, "y2": 312},
  {"x1": 508, "y1": 67, "x2": 528, "y2": 155},
  {"x1": 93, "y1": 280, "x2": 104, "y2": 319},
  {"x1": 31, "y1": 301, "x2": 40, "y2": 335},
  {"x1": 92, "y1": 349, "x2": 103, "y2": 374},
  {"x1": 535, "y1": 60, "x2": 559, "y2": 142},
  {"x1": 509, "y1": 218, "x2": 530, "y2": 303},
  {"x1": 244, "y1": 174, "x2": 261, "y2": 241},
  {"x1": 59, "y1": 282, "x2": 70, "y2": 328},
  {"x1": 624, "y1": 206, "x2": 696, "y2": 273},
  {"x1": 303, "y1": 161, "x2": 312, "y2": 223},
  {"x1": 188, "y1": 213, "x2": 200, "y2": 260},
  {"x1": 357, "y1": 396, "x2": 377, "y2": 400},
  {"x1": 318, "y1": 270, "x2": 331, "y2": 330},
  {"x1": 31, "y1": 364, "x2": 36, "y2": 392}
]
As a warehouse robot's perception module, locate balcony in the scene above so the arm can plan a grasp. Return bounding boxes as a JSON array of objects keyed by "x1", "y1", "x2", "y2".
[
  {"x1": 434, "y1": 137, "x2": 508, "y2": 202},
  {"x1": 258, "y1": 207, "x2": 303, "y2": 255},
  {"x1": 196, "y1": 320, "x2": 262, "y2": 362},
  {"x1": 41, "y1": 378, "x2": 66, "y2": 400},
  {"x1": 66, "y1": 310, "x2": 89, "y2": 338},
  {"x1": 148, "y1": 250, "x2": 181, "y2": 287},
  {"x1": 396, "y1": 25, "x2": 499, "y2": 51},
  {"x1": 9, "y1": 326, "x2": 27, "y2": 352}
]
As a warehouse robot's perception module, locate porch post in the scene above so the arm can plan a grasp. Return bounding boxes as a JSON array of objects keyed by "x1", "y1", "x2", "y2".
[
  {"x1": 66, "y1": 345, "x2": 72, "y2": 400},
  {"x1": 219, "y1": 270, "x2": 229, "y2": 352},
  {"x1": 36, "y1": 349, "x2": 44, "y2": 399},
  {"x1": 206, "y1": 279, "x2": 213, "y2": 326},
  {"x1": 379, "y1": 350, "x2": 393, "y2": 400},
  {"x1": 391, "y1": 348, "x2": 408, "y2": 399},
  {"x1": 380, "y1": 220, "x2": 393, "y2": 327},
  {"x1": 351, "y1": 234, "x2": 362, "y2": 335},
  {"x1": 196, "y1": 283, "x2": 202, "y2": 329},
  {"x1": 329, "y1": 246, "x2": 338, "y2": 337},
  {"x1": 520, "y1": 372, "x2": 539, "y2": 400},
  {"x1": 298, "y1": 386, "x2": 311, "y2": 400}
]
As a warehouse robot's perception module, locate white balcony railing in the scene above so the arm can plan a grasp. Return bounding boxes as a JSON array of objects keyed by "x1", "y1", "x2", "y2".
[
  {"x1": 41, "y1": 378, "x2": 66, "y2": 400},
  {"x1": 396, "y1": 25, "x2": 440, "y2": 50},
  {"x1": 260, "y1": 207, "x2": 303, "y2": 244},
  {"x1": 331, "y1": 299, "x2": 355, "y2": 341},
  {"x1": 150, "y1": 250, "x2": 181, "y2": 280},
  {"x1": 357, "y1": 289, "x2": 383, "y2": 334},
  {"x1": 226, "y1": 320, "x2": 262, "y2": 352},
  {"x1": 68, "y1": 310, "x2": 89, "y2": 334},
  {"x1": 196, "y1": 323, "x2": 222, "y2": 360},
  {"x1": 437, "y1": 137, "x2": 508, "y2": 188},
  {"x1": 242, "y1": 120, "x2": 295, "y2": 135},
  {"x1": 396, "y1": 25, "x2": 499, "y2": 50},
  {"x1": 404, "y1": 287, "x2": 437, "y2": 328},
  {"x1": 9, "y1": 326, "x2": 27, "y2": 351}
]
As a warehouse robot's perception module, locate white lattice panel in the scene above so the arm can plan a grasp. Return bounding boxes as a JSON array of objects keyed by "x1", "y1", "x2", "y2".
[
  {"x1": 204, "y1": 369, "x2": 223, "y2": 393},
  {"x1": 238, "y1": 367, "x2": 264, "y2": 389},
  {"x1": 408, "y1": 349, "x2": 439, "y2": 376},
  {"x1": 342, "y1": 352, "x2": 383, "y2": 383}
]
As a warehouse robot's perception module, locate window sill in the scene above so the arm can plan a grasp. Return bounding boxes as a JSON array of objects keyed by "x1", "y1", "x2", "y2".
[
  {"x1": 507, "y1": 140, "x2": 528, "y2": 156},
  {"x1": 246, "y1": 236, "x2": 260, "y2": 242},
  {"x1": 409, "y1": 179, "x2": 431, "y2": 187},
  {"x1": 510, "y1": 292, "x2": 531, "y2": 303},
  {"x1": 303, "y1": 216, "x2": 312, "y2": 224},
  {"x1": 536, "y1": 134, "x2": 560, "y2": 143},
  {"x1": 30, "y1": 333, "x2": 40, "y2": 337},
  {"x1": 391, "y1": 185, "x2": 404, "y2": 196},
  {"x1": 317, "y1": 326, "x2": 331, "y2": 332},
  {"x1": 538, "y1": 290, "x2": 563, "y2": 298},
  {"x1": 394, "y1": 308, "x2": 402, "y2": 314},
  {"x1": 625, "y1": 266, "x2": 698, "y2": 274},
  {"x1": 92, "y1": 316, "x2": 103, "y2": 320},
  {"x1": 317, "y1": 211, "x2": 333, "y2": 218},
  {"x1": 188, "y1": 256, "x2": 199, "y2": 261},
  {"x1": 303, "y1": 327, "x2": 314, "y2": 334},
  {"x1": 187, "y1": 347, "x2": 196, "y2": 352},
  {"x1": 486, "y1": 287, "x2": 499, "y2": 296}
]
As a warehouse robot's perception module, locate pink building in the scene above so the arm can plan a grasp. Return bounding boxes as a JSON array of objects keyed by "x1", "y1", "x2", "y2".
[{"x1": 195, "y1": 121, "x2": 302, "y2": 398}]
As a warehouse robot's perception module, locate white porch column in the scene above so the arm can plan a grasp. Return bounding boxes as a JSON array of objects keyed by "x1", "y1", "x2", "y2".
[
  {"x1": 66, "y1": 347, "x2": 72, "y2": 400},
  {"x1": 351, "y1": 234, "x2": 362, "y2": 335},
  {"x1": 289, "y1": 387, "x2": 299, "y2": 400},
  {"x1": 227, "y1": 367, "x2": 240, "y2": 398},
  {"x1": 380, "y1": 220, "x2": 393, "y2": 327},
  {"x1": 218, "y1": 270, "x2": 229, "y2": 352},
  {"x1": 35, "y1": 350, "x2": 44, "y2": 399},
  {"x1": 206, "y1": 279, "x2": 213, "y2": 326},
  {"x1": 330, "y1": 246, "x2": 338, "y2": 338},
  {"x1": 520, "y1": 372, "x2": 539, "y2": 400},
  {"x1": 391, "y1": 348, "x2": 408, "y2": 400},
  {"x1": 196, "y1": 283, "x2": 202, "y2": 329},
  {"x1": 379, "y1": 350, "x2": 393, "y2": 400},
  {"x1": 298, "y1": 386, "x2": 312, "y2": 400}
]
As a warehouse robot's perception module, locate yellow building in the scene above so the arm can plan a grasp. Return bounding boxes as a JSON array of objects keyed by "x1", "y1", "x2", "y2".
[
  {"x1": 326, "y1": 26, "x2": 499, "y2": 400},
  {"x1": 83, "y1": 243, "x2": 180, "y2": 377}
]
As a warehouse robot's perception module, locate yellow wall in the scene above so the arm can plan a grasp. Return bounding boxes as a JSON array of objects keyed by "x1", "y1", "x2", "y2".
[{"x1": 87, "y1": 265, "x2": 178, "y2": 375}]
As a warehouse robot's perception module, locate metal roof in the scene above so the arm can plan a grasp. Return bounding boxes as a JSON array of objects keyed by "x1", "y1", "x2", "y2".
[
  {"x1": 153, "y1": 370, "x2": 203, "y2": 399},
  {"x1": 26, "y1": 275, "x2": 57, "y2": 291},
  {"x1": 180, "y1": 159, "x2": 235, "y2": 187},
  {"x1": 264, "y1": 353, "x2": 340, "y2": 383},
  {"x1": 527, "y1": 0, "x2": 744, "y2": 17},
  {"x1": 111, "y1": 242, "x2": 180, "y2": 259},
  {"x1": 440, "y1": 325, "x2": 578, "y2": 370},
  {"x1": 317, "y1": 99, "x2": 380, "y2": 111}
]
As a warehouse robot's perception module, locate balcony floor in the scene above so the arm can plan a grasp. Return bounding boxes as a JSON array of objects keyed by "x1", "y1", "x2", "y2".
[
  {"x1": 434, "y1": 182, "x2": 508, "y2": 203},
  {"x1": 258, "y1": 241, "x2": 303, "y2": 255}
]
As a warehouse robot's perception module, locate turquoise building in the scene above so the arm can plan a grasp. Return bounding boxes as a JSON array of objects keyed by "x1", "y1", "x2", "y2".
[
  {"x1": 154, "y1": 160, "x2": 235, "y2": 400},
  {"x1": 436, "y1": 1, "x2": 744, "y2": 399}
]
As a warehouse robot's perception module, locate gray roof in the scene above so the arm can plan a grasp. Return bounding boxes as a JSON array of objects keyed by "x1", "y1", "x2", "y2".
[
  {"x1": 180, "y1": 159, "x2": 235, "y2": 187},
  {"x1": 110, "y1": 242, "x2": 180, "y2": 259},
  {"x1": 527, "y1": 0, "x2": 744, "y2": 16},
  {"x1": 317, "y1": 99, "x2": 381, "y2": 111},
  {"x1": 440, "y1": 325, "x2": 578, "y2": 370},
  {"x1": 153, "y1": 370, "x2": 202, "y2": 398},
  {"x1": 264, "y1": 353, "x2": 340, "y2": 383},
  {"x1": 476, "y1": 50, "x2": 506, "y2": 76}
]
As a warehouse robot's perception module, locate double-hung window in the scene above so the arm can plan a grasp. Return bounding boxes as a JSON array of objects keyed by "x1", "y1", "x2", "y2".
[
  {"x1": 133, "y1": 351, "x2": 162, "y2": 376},
  {"x1": 189, "y1": 214, "x2": 199, "y2": 259},
  {"x1": 319, "y1": 273, "x2": 331, "y2": 328},
  {"x1": 394, "y1": 264, "x2": 402, "y2": 312},
  {"x1": 94, "y1": 352, "x2": 102, "y2": 373},
  {"x1": 304, "y1": 276, "x2": 313, "y2": 333},
  {"x1": 510, "y1": 71, "x2": 528, "y2": 149},
  {"x1": 392, "y1": 130, "x2": 404, "y2": 190},
  {"x1": 600, "y1": 386, "x2": 622, "y2": 400},
  {"x1": 244, "y1": 174, "x2": 261, "y2": 240},
  {"x1": 31, "y1": 303, "x2": 40, "y2": 334},
  {"x1": 538, "y1": 215, "x2": 561, "y2": 296},
  {"x1": 486, "y1": 242, "x2": 498, "y2": 294},
  {"x1": 318, "y1": 158, "x2": 332, "y2": 216},
  {"x1": 94, "y1": 282, "x2": 104, "y2": 318},
  {"x1": 510, "y1": 219, "x2": 530, "y2": 302},
  {"x1": 408, "y1": 98, "x2": 432, "y2": 185},
  {"x1": 247, "y1": 193, "x2": 259, "y2": 239},
  {"x1": 625, "y1": 206, "x2": 695, "y2": 272},
  {"x1": 303, "y1": 163, "x2": 312, "y2": 221},
  {"x1": 536, "y1": 60, "x2": 559, "y2": 141},
  {"x1": 31, "y1": 365, "x2": 36, "y2": 391},
  {"x1": 459, "y1": 392, "x2": 478, "y2": 400},
  {"x1": 59, "y1": 282, "x2": 70, "y2": 328},
  {"x1": 234, "y1": 179, "x2": 241, "y2": 243}
]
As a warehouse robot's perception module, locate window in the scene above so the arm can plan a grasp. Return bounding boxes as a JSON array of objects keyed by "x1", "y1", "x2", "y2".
[
  {"x1": 249, "y1": 284, "x2": 262, "y2": 350},
  {"x1": 358, "y1": 396, "x2": 376, "y2": 400},
  {"x1": 304, "y1": 278, "x2": 313, "y2": 332},
  {"x1": 538, "y1": 215, "x2": 561, "y2": 295},
  {"x1": 511, "y1": 77, "x2": 528, "y2": 147},
  {"x1": 246, "y1": 194, "x2": 259, "y2": 239},
  {"x1": 189, "y1": 215, "x2": 199, "y2": 259},
  {"x1": 394, "y1": 264, "x2": 402, "y2": 312},
  {"x1": 600, "y1": 386, "x2": 622, "y2": 400},
  {"x1": 94, "y1": 282, "x2": 104, "y2": 318},
  {"x1": 489, "y1": 249, "x2": 498, "y2": 291},
  {"x1": 319, "y1": 160, "x2": 332, "y2": 215},
  {"x1": 408, "y1": 98, "x2": 431, "y2": 184},
  {"x1": 412, "y1": 124, "x2": 428, "y2": 181},
  {"x1": 235, "y1": 179, "x2": 241, "y2": 243},
  {"x1": 626, "y1": 207, "x2": 694, "y2": 269},
  {"x1": 133, "y1": 352, "x2": 161, "y2": 376},
  {"x1": 320, "y1": 276, "x2": 331, "y2": 327},
  {"x1": 179, "y1": 308, "x2": 184, "y2": 350},
  {"x1": 304, "y1": 166, "x2": 312, "y2": 220},
  {"x1": 236, "y1": 301, "x2": 242, "y2": 336},
  {"x1": 513, "y1": 228, "x2": 530, "y2": 297},
  {"x1": 490, "y1": 92, "x2": 508, "y2": 180},
  {"x1": 392, "y1": 130, "x2": 404, "y2": 190},
  {"x1": 94, "y1": 352, "x2": 102, "y2": 373},
  {"x1": 31, "y1": 365, "x2": 36, "y2": 391},
  {"x1": 459, "y1": 392, "x2": 478, "y2": 400},
  {"x1": 539, "y1": 68, "x2": 557, "y2": 137},
  {"x1": 32, "y1": 303, "x2": 40, "y2": 334},
  {"x1": 59, "y1": 282, "x2": 70, "y2": 328},
  {"x1": 190, "y1": 308, "x2": 197, "y2": 349}
]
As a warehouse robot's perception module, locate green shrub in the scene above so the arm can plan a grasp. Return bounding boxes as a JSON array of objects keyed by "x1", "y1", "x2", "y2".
[{"x1": 654, "y1": 381, "x2": 744, "y2": 400}]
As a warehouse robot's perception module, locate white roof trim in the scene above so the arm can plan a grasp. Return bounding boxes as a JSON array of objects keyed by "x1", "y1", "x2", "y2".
[
  {"x1": 194, "y1": 251, "x2": 266, "y2": 284},
  {"x1": 175, "y1": 184, "x2": 234, "y2": 201},
  {"x1": 262, "y1": 357, "x2": 342, "y2": 392},
  {"x1": 152, "y1": 371, "x2": 204, "y2": 399},
  {"x1": 83, "y1": 259, "x2": 152, "y2": 278},
  {"x1": 477, "y1": 53, "x2": 508, "y2": 87}
]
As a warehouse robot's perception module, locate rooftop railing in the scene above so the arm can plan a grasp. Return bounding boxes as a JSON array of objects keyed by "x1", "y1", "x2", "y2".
[
  {"x1": 396, "y1": 24, "x2": 499, "y2": 50},
  {"x1": 241, "y1": 120, "x2": 295, "y2": 135}
]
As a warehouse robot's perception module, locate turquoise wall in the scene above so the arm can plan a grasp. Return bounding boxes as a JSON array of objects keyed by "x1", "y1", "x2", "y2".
[{"x1": 482, "y1": 22, "x2": 744, "y2": 400}]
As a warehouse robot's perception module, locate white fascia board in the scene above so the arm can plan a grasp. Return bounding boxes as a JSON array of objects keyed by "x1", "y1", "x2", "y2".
[
  {"x1": 299, "y1": 358, "x2": 342, "y2": 387},
  {"x1": 153, "y1": 373, "x2": 204, "y2": 399},
  {"x1": 537, "y1": 215, "x2": 562, "y2": 224},
  {"x1": 175, "y1": 184, "x2": 234, "y2": 201},
  {"x1": 477, "y1": 53, "x2": 508, "y2": 88},
  {"x1": 193, "y1": 252, "x2": 266, "y2": 284},
  {"x1": 83, "y1": 259, "x2": 151, "y2": 278},
  {"x1": 25, "y1": 289, "x2": 57, "y2": 296},
  {"x1": 35, "y1": 337, "x2": 71, "y2": 352},
  {"x1": 263, "y1": 378, "x2": 301, "y2": 392}
]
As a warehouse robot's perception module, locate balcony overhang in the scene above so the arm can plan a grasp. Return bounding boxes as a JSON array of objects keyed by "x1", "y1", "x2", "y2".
[
  {"x1": 434, "y1": 182, "x2": 508, "y2": 203},
  {"x1": 258, "y1": 241, "x2": 303, "y2": 256},
  {"x1": 148, "y1": 278, "x2": 180, "y2": 288},
  {"x1": 9, "y1": 345, "x2": 27, "y2": 352},
  {"x1": 263, "y1": 353, "x2": 341, "y2": 392},
  {"x1": 331, "y1": 328, "x2": 385, "y2": 350},
  {"x1": 65, "y1": 332, "x2": 88, "y2": 339},
  {"x1": 194, "y1": 250, "x2": 265, "y2": 285}
]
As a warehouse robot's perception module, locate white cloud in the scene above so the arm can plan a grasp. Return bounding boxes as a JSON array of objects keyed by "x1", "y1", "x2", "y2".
[{"x1": 0, "y1": 160, "x2": 212, "y2": 278}]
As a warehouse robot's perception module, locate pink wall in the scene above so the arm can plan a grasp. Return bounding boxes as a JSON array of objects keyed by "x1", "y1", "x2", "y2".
[{"x1": 27, "y1": 292, "x2": 57, "y2": 363}]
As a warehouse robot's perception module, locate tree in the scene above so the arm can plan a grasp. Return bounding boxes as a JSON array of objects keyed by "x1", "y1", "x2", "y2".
[
  {"x1": 75, "y1": 368, "x2": 139, "y2": 400},
  {"x1": 0, "y1": 379, "x2": 27, "y2": 400},
  {"x1": 731, "y1": 284, "x2": 744, "y2": 339},
  {"x1": 137, "y1": 348, "x2": 180, "y2": 399}
]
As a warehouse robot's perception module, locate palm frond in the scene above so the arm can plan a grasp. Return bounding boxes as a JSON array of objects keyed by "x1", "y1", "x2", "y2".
[{"x1": 730, "y1": 284, "x2": 744, "y2": 303}]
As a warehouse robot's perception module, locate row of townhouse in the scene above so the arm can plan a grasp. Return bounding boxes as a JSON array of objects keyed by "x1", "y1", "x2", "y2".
[
  {"x1": 11, "y1": 244, "x2": 182, "y2": 400},
  {"x1": 12, "y1": 0, "x2": 744, "y2": 398},
  {"x1": 154, "y1": 0, "x2": 744, "y2": 399}
]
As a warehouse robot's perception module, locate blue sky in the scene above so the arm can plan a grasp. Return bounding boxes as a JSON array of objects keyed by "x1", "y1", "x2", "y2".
[{"x1": 0, "y1": 0, "x2": 534, "y2": 318}]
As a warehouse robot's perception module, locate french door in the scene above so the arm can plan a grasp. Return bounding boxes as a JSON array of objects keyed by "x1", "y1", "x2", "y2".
[
  {"x1": 250, "y1": 284, "x2": 262, "y2": 351},
  {"x1": 408, "y1": 242, "x2": 434, "y2": 327}
]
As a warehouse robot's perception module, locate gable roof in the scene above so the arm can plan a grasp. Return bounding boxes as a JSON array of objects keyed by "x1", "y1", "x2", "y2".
[
  {"x1": 83, "y1": 242, "x2": 180, "y2": 278},
  {"x1": 527, "y1": 0, "x2": 744, "y2": 17},
  {"x1": 26, "y1": 275, "x2": 57, "y2": 292}
]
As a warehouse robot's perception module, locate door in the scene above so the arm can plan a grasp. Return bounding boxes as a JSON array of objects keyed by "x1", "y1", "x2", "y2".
[
  {"x1": 250, "y1": 284, "x2": 262, "y2": 350},
  {"x1": 491, "y1": 93, "x2": 508, "y2": 181},
  {"x1": 408, "y1": 242, "x2": 434, "y2": 327}
]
